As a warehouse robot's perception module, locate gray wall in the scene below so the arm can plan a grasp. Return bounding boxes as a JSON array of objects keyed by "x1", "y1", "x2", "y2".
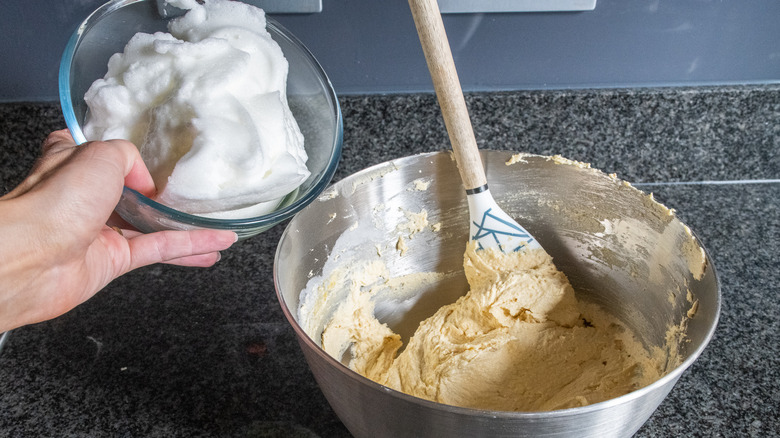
[{"x1": 2, "y1": 0, "x2": 779, "y2": 102}]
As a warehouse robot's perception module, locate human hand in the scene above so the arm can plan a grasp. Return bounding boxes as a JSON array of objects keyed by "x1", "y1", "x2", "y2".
[{"x1": 0, "y1": 130, "x2": 237, "y2": 332}]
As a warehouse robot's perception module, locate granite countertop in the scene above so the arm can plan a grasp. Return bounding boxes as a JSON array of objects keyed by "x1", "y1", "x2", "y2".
[{"x1": 1, "y1": 85, "x2": 778, "y2": 437}]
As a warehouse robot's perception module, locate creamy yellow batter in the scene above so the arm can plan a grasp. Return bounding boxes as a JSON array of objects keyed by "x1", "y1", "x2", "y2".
[{"x1": 318, "y1": 242, "x2": 665, "y2": 412}]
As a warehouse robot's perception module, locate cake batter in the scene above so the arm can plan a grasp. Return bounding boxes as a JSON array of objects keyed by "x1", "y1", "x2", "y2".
[{"x1": 312, "y1": 241, "x2": 665, "y2": 411}]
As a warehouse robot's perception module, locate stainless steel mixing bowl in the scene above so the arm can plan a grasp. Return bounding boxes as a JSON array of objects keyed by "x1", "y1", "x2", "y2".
[{"x1": 274, "y1": 150, "x2": 720, "y2": 438}]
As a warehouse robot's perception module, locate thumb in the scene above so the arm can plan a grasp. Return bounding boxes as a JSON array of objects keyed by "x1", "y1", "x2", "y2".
[{"x1": 106, "y1": 139, "x2": 157, "y2": 198}]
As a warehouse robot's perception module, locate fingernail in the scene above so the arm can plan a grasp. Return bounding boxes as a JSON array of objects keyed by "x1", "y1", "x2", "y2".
[{"x1": 215, "y1": 252, "x2": 222, "y2": 262}]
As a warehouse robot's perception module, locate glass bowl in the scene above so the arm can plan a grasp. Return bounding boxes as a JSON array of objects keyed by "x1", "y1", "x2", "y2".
[{"x1": 59, "y1": 0, "x2": 343, "y2": 240}]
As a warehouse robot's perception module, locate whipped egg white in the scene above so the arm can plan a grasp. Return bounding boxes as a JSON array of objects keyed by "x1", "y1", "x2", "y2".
[{"x1": 83, "y1": 0, "x2": 309, "y2": 218}]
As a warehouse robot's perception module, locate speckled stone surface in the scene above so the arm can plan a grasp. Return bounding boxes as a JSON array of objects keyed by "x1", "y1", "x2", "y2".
[{"x1": 1, "y1": 86, "x2": 778, "y2": 437}]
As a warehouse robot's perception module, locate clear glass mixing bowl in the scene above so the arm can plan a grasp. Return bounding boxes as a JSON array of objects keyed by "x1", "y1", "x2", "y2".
[{"x1": 59, "y1": 0, "x2": 343, "y2": 239}]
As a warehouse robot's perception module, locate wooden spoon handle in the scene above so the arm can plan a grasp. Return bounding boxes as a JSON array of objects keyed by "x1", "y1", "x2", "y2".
[{"x1": 409, "y1": 0, "x2": 487, "y2": 191}]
